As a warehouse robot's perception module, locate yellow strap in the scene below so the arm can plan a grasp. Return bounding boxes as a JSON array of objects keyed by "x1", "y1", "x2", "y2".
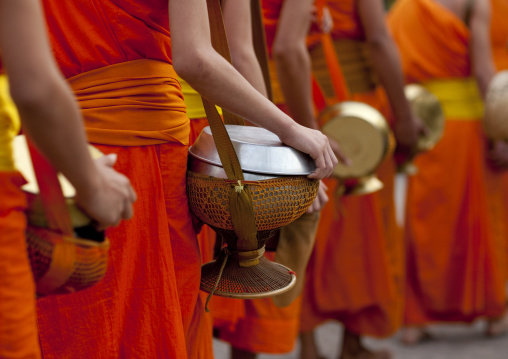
[
  {"x1": 0, "y1": 75, "x2": 20, "y2": 171},
  {"x1": 422, "y1": 78, "x2": 484, "y2": 120},
  {"x1": 178, "y1": 76, "x2": 222, "y2": 119}
]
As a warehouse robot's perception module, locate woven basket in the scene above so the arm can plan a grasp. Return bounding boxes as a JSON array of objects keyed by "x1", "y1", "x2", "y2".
[
  {"x1": 27, "y1": 225, "x2": 110, "y2": 296},
  {"x1": 187, "y1": 171, "x2": 319, "y2": 231}
]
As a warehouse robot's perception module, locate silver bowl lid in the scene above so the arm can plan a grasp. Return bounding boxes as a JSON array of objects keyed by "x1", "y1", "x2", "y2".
[{"x1": 189, "y1": 125, "x2": 315, "y2": 176}]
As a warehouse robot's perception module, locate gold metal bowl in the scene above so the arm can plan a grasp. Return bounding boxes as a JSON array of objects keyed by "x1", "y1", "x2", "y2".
[
  {"x1": 398, "y1": 84, "x2": 445, "y2": 174},
  {"x1": 485, "y1": 70, "x2": 508, "y2": 141},
  {"x1": 319, "y1": 101, "x2": 392, "y2": 195}
]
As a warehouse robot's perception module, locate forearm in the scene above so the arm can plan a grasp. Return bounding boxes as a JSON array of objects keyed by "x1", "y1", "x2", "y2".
[
  {"x1": 231, "y1": 49, "x2": 268, "y2": 97},
  {"x1": 274, "y1": 45, "x2": 318, "y2": 130},
  {"x1": 17, "y1": 78, "x2": 100, "y2": 197},
  {"x1": 368, "y1": 36, "x2": 411, "y2": 124},
  {"x1": 175, "y1": 48, "x2": 298, "y2": 139}
]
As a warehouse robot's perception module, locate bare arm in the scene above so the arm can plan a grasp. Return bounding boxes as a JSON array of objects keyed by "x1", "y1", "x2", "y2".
[
  {"x1": 169, "y1": 0, "x2": 337, "y2": 179},
  {"x1": 358, "y1": 0, "x2": 425, "y2": 149},
  {"x1": 469, "y1": 0, "x2": 495, "y2": 98},
  {"x1": 272, "y1": 0, "x2": 317, "y2": 130},
  {"x1": 0, "y1": 0, "x2": 135, "y2": 228},
  {"x1": 222, "y1": 0, "x2": 267, "y2": 96}
]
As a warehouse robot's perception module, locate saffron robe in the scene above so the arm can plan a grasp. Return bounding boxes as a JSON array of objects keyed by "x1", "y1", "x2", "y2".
[
  {"x1": 0, "y1": 74, "x2": 41, "y2": 359},
  {"x1": 300, "y1": 0, "x2": 403, "y2": 338},
  {"x1": 490, "y1": 0, "x2": 508, "y2": 284},
  {"x1": 388, "y1": 0, "x2": 507, "y2": 325},
  {"x1": 36, "y1": 2, "x2": 212, "y2": 358}
]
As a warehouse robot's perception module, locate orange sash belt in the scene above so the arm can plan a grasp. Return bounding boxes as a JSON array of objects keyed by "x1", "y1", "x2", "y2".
[{"x1": 68, "y1": 59, "x2": 190, "y2": 147}]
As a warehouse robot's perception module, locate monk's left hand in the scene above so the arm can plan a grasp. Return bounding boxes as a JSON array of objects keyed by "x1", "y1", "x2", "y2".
[
  {"x1": 488, "y1": 140, "x2": 508, "y2": 170},
  {"x1": 307, "y1": 181, "x2": 329, "y2": 214}
]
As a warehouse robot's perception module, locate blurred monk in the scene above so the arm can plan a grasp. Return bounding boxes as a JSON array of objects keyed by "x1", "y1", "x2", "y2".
[
  {"x1": 211, "y1": 1, "x2": 330, "y2": 358},
  {"x1": 389, "y1": 0, "x2": 508, "y2": 344},
  {"x1": 0, "y1": 0, "x2": 135, "y2": 357},
  {"x1": 299, "y1": 0, "x2": 427, "y2": 358},
  {"x1": 490, "y1": 0, "x2": 508, "y2": 287},
  {"x1": 34, "y1": 0, "x2": 337, "y2": 358}
]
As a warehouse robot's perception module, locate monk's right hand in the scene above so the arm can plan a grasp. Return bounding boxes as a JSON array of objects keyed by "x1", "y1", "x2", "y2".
[
  {"x1": 75, "y1": 153, "x2": 137, "y2": 231},
  {"x1": 278, "y1": 122, "x2": 338, "y2": 180}
]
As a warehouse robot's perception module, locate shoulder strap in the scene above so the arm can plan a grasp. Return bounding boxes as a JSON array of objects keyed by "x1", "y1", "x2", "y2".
[
  {"x1": 203, "y1": 0, "x2": 258, "y2": 253},
  {"x1": 464, "y1": 0, "x2": 475, "y2": 28},
  {"x1": 27, "y1": 138, "x2": 73, "y2": 236},
  {"x1": 251, "y1": 0, "x2": 273, "y2": 102},
  {"x1": 206, "y1": 0, "x2": 245, "y2": 126}
]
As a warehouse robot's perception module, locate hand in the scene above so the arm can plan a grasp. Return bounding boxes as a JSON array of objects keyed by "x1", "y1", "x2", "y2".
[
  {"x1": 394, "y1": 112, "x2": 428, "y2": 155},
  {"x1": 75, "y1": 153, "x2": 137, "y2": 231},
  {"x1": 278, "y1": 122, "x2": 338, "y2": 180},
  {"x1": 326, "y1": 134, "x2": 351, "y2": 167},
  {"x1": 310, "y1": 6, "x2": 333, "y2": 34},
  {"x1": 489, "y1": 140, "x2": 508, "y2": 170},
  {"x1": 306, "y1": 181, "x2": 329, "y2": 214}
]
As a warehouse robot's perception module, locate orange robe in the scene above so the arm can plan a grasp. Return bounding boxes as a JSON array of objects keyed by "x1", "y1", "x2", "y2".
[
  {"x1": 35, "y1": 2, "x2": 212, "y2": 358},
  {"x1": 388, "y1": 0, "x2": 507, "y2": 325},
  {"x1": 300, "y1": 0, "x2": 403, "y2": 338},
  {"x1": 0, "y1": 75, "x2": 41, "y2": 358},
  {"x1": 490, "y1": 0, "x2": 508, "y2": 284}
]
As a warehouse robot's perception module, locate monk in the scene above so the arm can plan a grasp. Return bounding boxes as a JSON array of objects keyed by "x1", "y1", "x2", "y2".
[
  {"x1": 0, "y1": 1, "x2": 135, "y2": 357},
  {"x1": 35, "y1": 0, "x2": 337, "y2": 358},
  {"x1": 490, "y1": 0, "x2": 508, "y2": 287},
  {"x1": 212, "y1": 1, "x2": 331, "y2": 358},
  {"x1": 299, "y1": 0, "x2": 426, "y2": 358},
  {"x1": 388, "y1": 0, "x2": 508, "y2": 344}
]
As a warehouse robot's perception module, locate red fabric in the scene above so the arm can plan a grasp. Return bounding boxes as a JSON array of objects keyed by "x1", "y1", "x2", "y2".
[
  {"x1": 490, "y1": 0, "x2": 508, "y2": 71},
  {"x1": 36, "y1": 144, "x2": 210, "y2": 358},
  {"x1": 307, "y1": 0, "x2": 365, "y2": 49},
  {"x1": 43, "y1": 0, "x2": 172, "y2": 78},
  {"x1": 0, "y1": 172, "x2": 41, "y2": 359},
  {"x1": 388, "y1": 0, "x2": 507, "y2": 325},
  {"x1": 301, "y1": 0, "x2": 402, "y2": 338}
]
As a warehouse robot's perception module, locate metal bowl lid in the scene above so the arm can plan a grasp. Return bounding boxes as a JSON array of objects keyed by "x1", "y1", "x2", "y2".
[{"x1": 189, "y1": 125, "x2": 315, "y2": 176}]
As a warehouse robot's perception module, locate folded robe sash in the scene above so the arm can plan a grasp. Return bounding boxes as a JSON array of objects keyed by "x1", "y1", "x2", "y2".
[
  {"x1": 0, "y1": 75, "x2": 20, "y2": 171},
  {"x1": 68, "y1": 59, "x2": 190, "y2": 146},
  {"x1": 422, "y1": 78, "x2": 484, "y2": 120}
]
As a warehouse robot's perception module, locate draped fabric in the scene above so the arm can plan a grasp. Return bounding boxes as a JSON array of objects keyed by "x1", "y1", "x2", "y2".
[
  {"x1": 490, "y1": 0, "x2": 508, "y2": 71},
  {"x1": 300, "y1": 0, "x2": 403, "y2": 338},
  {"x1": 490, "y1": 0, "x2": 508, "y2": 284},
  {"x1": 388, "y1": 0, "x2": 507, "y2": 325},
  {"x1": 37, "y1": 1, "x2": 212, "y2": 357},
  {"x1": 0, "y1": 172, "x2": 41, "y2": 359}
]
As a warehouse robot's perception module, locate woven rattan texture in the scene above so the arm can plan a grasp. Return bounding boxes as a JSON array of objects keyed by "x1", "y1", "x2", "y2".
[
  {"x1": 187, "y1": 172, "x2": 319, "y2": 231},
  {"x1": 26, "y1": 226, "x2": 109, "y2": 296},
  {"x1": 201, "y1": 255, "x2": 294, "y2": 297}
]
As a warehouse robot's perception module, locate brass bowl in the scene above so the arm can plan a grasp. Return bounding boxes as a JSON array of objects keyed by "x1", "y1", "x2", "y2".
[
  {"x1": 398, "y1": 84, "x2": 445, "y2": 174},
  {"x1": 485, "y1": 70, "x2": 508, "y2": 141},
  {"x1": 319, "y1": 101, "x2": 391, "y2": 195}
]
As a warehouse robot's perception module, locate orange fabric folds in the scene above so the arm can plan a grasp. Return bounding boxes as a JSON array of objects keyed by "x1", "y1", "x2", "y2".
[
  {"x1": 68, "y1": 59, "x2": 189, "y2": 147},
  {"x1": 0, "y1": 171, "x2": 41, "y2": 359}
]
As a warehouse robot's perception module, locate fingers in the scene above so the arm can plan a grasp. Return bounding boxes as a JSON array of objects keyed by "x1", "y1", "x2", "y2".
[
  {"x1": 96, "y1": 153, "x2": 118, "y2": 167},
  {"x1": 122, "y1": 201, "x2": 134, "y2": 220}
]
